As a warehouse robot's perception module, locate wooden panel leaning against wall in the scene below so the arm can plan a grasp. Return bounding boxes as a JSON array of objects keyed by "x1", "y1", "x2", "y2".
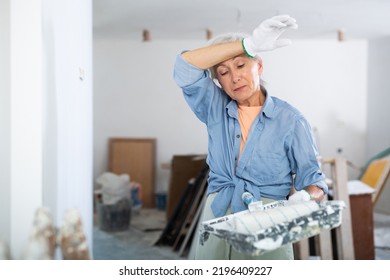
[{"x1": 109, "y1": 138, "x2": 156, "y2": 208}]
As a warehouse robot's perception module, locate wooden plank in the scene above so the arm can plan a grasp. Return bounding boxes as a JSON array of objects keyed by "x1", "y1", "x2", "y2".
[
  {"x1": 315, "y1": 193, "x2": 333, "y2": 260},
  {"x1": 172, "y1": 171, "x2": 208, "y2": 251},
  {"x1": 293, "y1": 239, "x2": 310, "y2": 260},
  {"x1": 178, "y1": 187, "x2": 207, "y2": 257},
  {"x1": 331, "y1": 157, "x2": 355, "y2": 260},
  {"x1": 109, "y1": 138, "x2": 156, "y2": 208},
  {"x1": 294, "y1": 227, "x2": 333, "y2": 260},
  {"x1": 154, "y1": 179, "x2": 197, "y2": 246},
  {"x1": 154, "y1": 165, "x2": 208, "y2": 247},
  {"x1": 316, "y1": 230, "x2": 333, "y2": 259}
]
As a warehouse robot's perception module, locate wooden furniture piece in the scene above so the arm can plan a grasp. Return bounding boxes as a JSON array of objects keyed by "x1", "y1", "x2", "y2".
[
  {"x1": 357, "y1": 147, "x2": 390, "y2": 178},
  {"x1": 349, "y1": 192, "x2": 375, "y2": 259},
  {"x1": 109, "y1": 138, "x2": 156, "y2": 208},
  {"x1": 359, "y1": 155, "x2": 390, "y2": 204}
]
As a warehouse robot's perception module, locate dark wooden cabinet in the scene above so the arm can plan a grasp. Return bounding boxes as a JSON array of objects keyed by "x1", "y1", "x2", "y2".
[{"x1": 349, "y1": 193, "x2": 375, "y2": 259}]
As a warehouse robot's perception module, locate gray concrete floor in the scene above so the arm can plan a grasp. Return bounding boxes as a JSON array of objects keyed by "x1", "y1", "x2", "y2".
[
  {"x1": 92, "y1": 226, "x2": 185, "y2": 260},
  {"x1": 374, "y1": 212, "x2": 390, "y2": 260},
  {"x1": 92, "y1": 208, "x2": 186, "y2": 260},
  {"x1": 92, "y1": 208, "x2": 390, "y2": 260}
]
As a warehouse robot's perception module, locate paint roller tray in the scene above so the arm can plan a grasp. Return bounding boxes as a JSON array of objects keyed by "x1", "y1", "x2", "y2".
[{"x1": 199, "y1": 200, "x2": 345, "y2": 256}]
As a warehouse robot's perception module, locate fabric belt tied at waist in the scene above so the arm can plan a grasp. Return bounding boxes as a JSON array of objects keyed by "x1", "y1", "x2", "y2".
[{"x1": 209, "y1": 180, "x2": 262, "y2": 218}]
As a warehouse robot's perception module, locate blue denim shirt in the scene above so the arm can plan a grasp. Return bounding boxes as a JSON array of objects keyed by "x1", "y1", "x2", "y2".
[{"x1": 173, "y1": 54, "x2": 327, "y2": 218}]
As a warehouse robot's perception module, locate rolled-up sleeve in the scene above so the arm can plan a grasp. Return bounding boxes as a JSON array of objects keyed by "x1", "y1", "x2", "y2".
[
  {"x1": 173, "y1": 54, "x2": 220, "y2": 124},
  {"x1": 173, "y1": 54, "x2": 206, "y2": 87},
  {"x1": 289, "y1": 117, "x2": 328, "y2": 194}
]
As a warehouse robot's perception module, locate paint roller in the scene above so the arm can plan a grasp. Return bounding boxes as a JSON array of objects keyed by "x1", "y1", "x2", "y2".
[{"x1": 200, "y1": 193, "x2": 345, "y2": 256}]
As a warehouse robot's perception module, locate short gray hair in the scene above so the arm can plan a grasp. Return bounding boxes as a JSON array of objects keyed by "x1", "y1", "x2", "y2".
[
  {"x1": 207, "y1": 32, "x2": 249, "y2": 45},
  {"x1": 208, "y1": 33, "x2": 248, "y2": 79},
  {"x1": 207, "y1": 32, "x2": 264, "y2": 86}
]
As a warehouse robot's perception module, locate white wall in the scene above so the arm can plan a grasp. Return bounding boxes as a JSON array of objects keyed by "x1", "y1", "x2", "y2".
[
  {"x1": 0, "y1": 0, "x2": 11, "y2": 244},
  {"x1": 93, "y1": 39, "x2": 208, "y2": 193},
  {"x1": 367, "y1": 37, "x2": 390, "y2": 214},
  {"x1": 0, "y1": 0, "x2": 93, "y2": 259},
  {"x1": 93, "y1": 38, "x2": 367, "y2": 193},
  {"x1": 10, "y1": 0, "x2": 44, "y2": 258},
  {"x1": 42, "y1": 0, "x2": 93, "y2": 257},
  {"x1": 261, "y1": 40, "x2": 367, "y2": 179},
  {"x1": 367, "y1": 37, "x2": 390, "y2": 157}
]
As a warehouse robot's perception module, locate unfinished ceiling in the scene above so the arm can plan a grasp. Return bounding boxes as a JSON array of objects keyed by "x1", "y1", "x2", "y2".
[{"x1": 93, "y1": 0, "x2": 390, "y2": 41}]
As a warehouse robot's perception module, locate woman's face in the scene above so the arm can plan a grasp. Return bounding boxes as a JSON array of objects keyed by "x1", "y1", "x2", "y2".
[{"x1": 215, "y1": 54, "x2": 263, "y2": 106}]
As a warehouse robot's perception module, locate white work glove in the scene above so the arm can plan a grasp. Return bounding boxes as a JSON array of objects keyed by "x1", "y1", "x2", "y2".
[
  {"x1": 286, "y1": 190, "x2": 311, "y2": 205},
  {"x1": 242, "y1": 15, "x2": 298, "y2": 57}
]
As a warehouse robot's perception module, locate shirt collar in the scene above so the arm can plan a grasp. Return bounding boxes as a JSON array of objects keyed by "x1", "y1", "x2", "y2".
[
  {"x1": 226, "y1": 99, "x2": 238, "y2": 118},
  {"x1": 225, "y1": 89, "x2": 275, "y2": 119},
  {"x1": 261, "y1": 90, "x2": 275, "y2": 119}
]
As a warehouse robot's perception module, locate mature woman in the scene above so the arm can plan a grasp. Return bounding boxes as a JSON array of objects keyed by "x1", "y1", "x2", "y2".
[{"x1": 173, "y1": 15, "x2": 327, "y2": 260}]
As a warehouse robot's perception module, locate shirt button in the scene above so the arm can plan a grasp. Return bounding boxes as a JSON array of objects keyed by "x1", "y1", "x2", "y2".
[{"x1": 236, "y1": 135, "x2": 240, "y2": 138}]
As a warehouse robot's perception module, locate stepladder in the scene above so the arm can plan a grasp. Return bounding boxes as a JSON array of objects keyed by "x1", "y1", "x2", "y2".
[{"x1": 294, "y1": 157, "x2": 355, "y2": 260}]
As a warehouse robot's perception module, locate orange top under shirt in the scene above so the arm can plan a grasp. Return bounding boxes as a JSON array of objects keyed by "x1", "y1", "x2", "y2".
[{"x1": 238, "y1": 105, "x2": 262, "y2": 156}]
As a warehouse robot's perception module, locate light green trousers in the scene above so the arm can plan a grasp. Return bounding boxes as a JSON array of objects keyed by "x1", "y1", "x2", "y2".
[{"x1": 189, "y1": 192, "x2": 294, "y2": 260}]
